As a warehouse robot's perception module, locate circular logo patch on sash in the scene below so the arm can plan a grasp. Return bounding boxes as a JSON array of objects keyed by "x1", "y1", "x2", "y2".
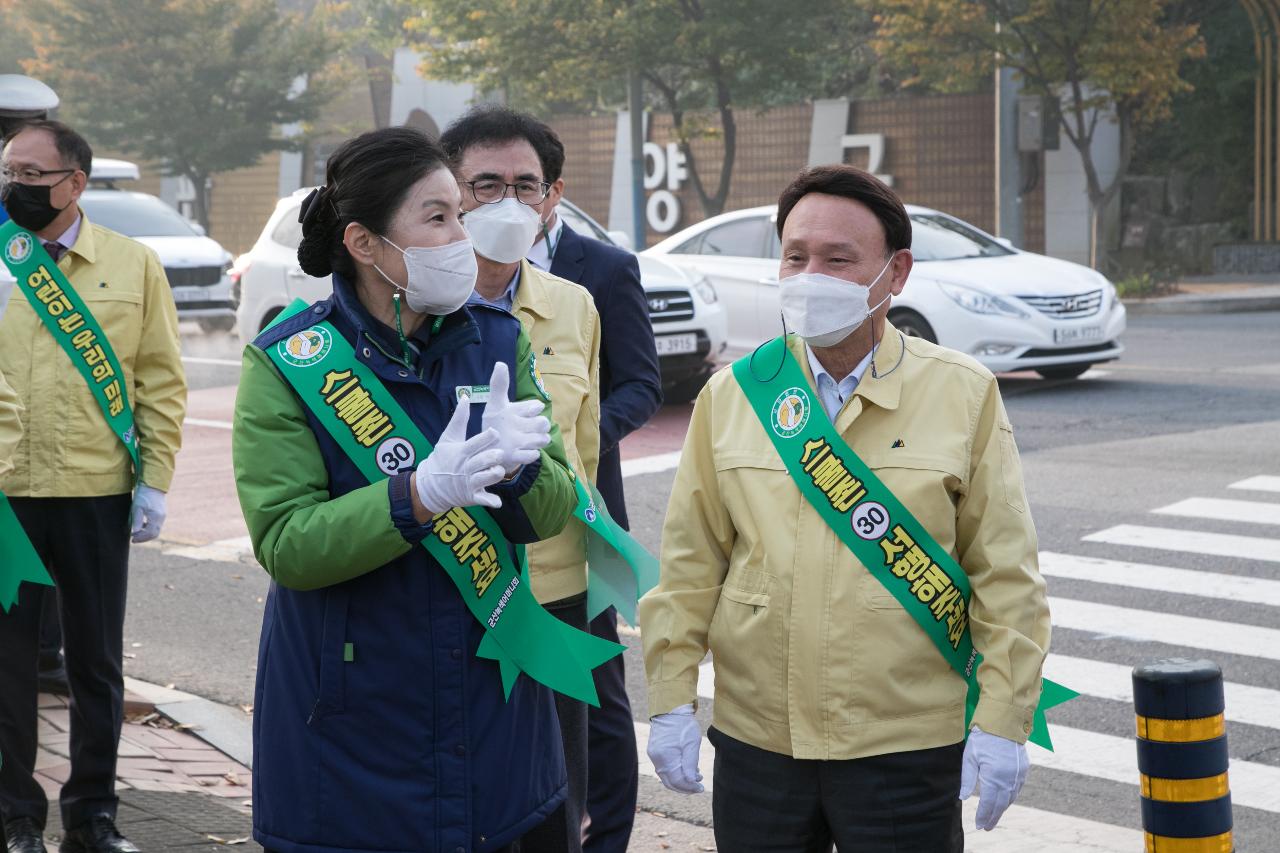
[
  {"x1": 3, "y1": 232, "x2": 33, "y2": 266},
  {"x1": 770, "y1": 387, "x2": 810, "y2": 438},
  {"x1": 529, "y1": 354, "x2": 551, "y2": 402},
  {"x1": 376, "y1": 436, "x2": 416, "y2": 475},
  {"x1": 277, "y1": 327, "x2": 332, "y2": 367}
]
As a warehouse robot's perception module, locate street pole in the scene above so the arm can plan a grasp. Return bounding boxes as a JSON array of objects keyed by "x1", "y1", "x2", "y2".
[
  {"x1": 995, "y1": 65, "x2": 1024, "y2": 247},
  {"x1": 628, "y1": 70, "x2": 647, "y2": 251}
]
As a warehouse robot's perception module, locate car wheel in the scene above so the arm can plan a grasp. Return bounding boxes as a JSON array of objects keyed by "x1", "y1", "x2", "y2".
[
  {"x1": 258, "y1": 308, "x2": 284, "y2": 333},
  {"x1": 663, "y1": 368, "x2": 712, "y2": 405},
  {"x1": 1036, "y1": 364, "x2": 1092, "y2": 380},
  {"x1": 887, "y1": 308, "x2": 937, "y2": 344},
  {"x1": 198, "y1": 316, "x2": 236, "y2": 334}
]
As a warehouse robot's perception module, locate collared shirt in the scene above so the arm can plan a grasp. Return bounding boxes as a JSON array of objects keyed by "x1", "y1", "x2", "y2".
[
  {"x1": 50, "y1": 214, "x2": 82, "y2": 257},
  {"x1": 526, "y1": 214, "x2": 564, "y2": 273},
  {"x1": 467, "y1": 266, "x2": 522, "y2": 314},
  {"x1": 805, "y1": 342, "x2": 877, "y2": 421}
]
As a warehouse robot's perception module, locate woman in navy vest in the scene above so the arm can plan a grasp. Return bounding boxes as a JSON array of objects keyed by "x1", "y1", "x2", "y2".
[{"x1": 232, "y1": 127, "x2": 579, "y2": 853}]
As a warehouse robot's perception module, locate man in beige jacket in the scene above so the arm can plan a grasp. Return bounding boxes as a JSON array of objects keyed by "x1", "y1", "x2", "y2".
[
  {"x1": 639, "y1": 165, "x2": 1050, "y2": 853},
  {"x1": 442, "y1": 111, "x2": 601, "y2": 853}
]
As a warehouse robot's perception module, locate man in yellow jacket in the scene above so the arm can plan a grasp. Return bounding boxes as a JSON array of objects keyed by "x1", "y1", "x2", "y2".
[
  {"x1": 639, "y1": 165, "x2": 1050, "y2": 853},
  {"x1": 0, "y1": 287, "x2": 21, "y2": 478},
  {"x1": 0, "y1": 121, "x2": 186, "y2": 853},
  {"x1": 442, "y1": 112, "x2": 601, "y2": 853}
]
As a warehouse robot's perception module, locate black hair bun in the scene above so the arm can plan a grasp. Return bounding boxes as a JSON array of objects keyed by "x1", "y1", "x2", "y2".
[{"x1": 297, "y1": 187, "x2": 337, "y2": 277}]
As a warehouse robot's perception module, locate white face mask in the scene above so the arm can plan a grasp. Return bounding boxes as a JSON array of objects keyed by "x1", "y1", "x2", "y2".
[
  {"x1": 779, "y1": 254, "x2": 896, "y2": 348},
  {"x1": 374, "y1": 236, "x2": 478, "y2": 315},
  {"x1": 464, "y1": 198, "x2": 541, "y2": 264}
]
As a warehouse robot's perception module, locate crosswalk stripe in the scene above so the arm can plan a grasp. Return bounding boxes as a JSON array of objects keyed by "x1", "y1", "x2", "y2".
[
  {"x1": 1039, "y1": 551, "x2": 1280, "y2": 607},
  {"x1": 621, "y1": 450, "x2": 682, "y2": 479},
  {"x1": 1035, "y1": 725, "x2": 1280, "y2": 813},
  {"x1": 1230, "y1": 475, "x2": 1280, "y2": 494},
  {"x1": 1043, "y1": 654, "x2": 1280, "y2": 731},
  {"x1": 633, "y1": 720, "x2": 1143, "y2": 848},
  {"x1": 1051, "y1": 596, "x2": 1280, "y2": 661},
  {"x1": 1082, "y1": 524, "x2": 1280, "y2": 564},
  {"x1": 162, "y1": 536, "x2": 254, "y2": 564},
  {"x1": 1152, "y1": 496, "x2": 1280, "y2": 527}
]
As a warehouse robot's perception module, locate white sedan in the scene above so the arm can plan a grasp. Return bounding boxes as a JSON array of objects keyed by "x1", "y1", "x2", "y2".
[{"x1": 645, "y1": 204, "x2": 1126, "y2": 379}]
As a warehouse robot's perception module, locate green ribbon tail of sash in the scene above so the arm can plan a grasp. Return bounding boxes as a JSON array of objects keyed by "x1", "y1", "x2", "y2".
[
  {"x1": 0, "y1": 493, "x2": 53, "y2": 613},
  {"x1": 582, "y1": 484, "x2": 660, "y2": 625},
  {"x1": 475, "y1": 605, "x2": 624, "y2": 706},
  {"x1": 1027, "y1": 677, "x2": 1079, "y2": 751}
]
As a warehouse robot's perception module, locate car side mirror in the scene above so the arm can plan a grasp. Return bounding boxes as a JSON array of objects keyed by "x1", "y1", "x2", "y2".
[
  {"x1": 994, "y1": 237, "x2": 1014, "y2": 249},
  {"x1": 607, "y1": 230, "x2": 633, "y2": 251},
  {"x1": 190, "y1": 222, "x2": 207, "y2": 237}
]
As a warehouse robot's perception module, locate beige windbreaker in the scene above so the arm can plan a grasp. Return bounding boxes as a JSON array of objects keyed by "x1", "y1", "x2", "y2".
[{"x1": 640, "y1": 326, "x2": 1050, "y2": 759}]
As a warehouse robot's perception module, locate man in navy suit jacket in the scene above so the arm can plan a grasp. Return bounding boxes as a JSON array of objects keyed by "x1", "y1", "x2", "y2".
[{"x1": 521, "y1": 116, "x2": 663, "y2": 853}]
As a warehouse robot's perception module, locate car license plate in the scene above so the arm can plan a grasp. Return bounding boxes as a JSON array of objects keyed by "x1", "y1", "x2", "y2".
[
  {"x1": 171, "y1": 286, "x2": 204, "y2": 303},
  {"x1": 1053, "y1": 325, "x2": 1103, "y2": 344},
  {"x1": 655, "y1": 333, "x2": 698, "y2": 356}
]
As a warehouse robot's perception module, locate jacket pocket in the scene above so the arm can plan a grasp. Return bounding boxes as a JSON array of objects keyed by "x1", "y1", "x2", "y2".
[
  {"x1": 708, "y1": 570, "x2": 786, "y2": 723},
  {"x1": 310, "y1": 587, "x2": 349, "y2": 721}
]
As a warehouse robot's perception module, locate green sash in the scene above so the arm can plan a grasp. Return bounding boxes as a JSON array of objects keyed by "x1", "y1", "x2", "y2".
[
  {"x1": 0, "y1": 221, "x2": 138, "y2": 610},
  {"x1": 264, "y1": 307, "x2": 626, "y2": 705},
  {"x1": 732, "y1": 337, "x2": 1076, "y2": 750},
  {"x1": 577, "y1": 477, "x2": 659, "y2": 625}
]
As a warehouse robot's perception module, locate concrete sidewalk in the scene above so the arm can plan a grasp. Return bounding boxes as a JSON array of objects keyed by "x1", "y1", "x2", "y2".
[{"x1": 1123, "y1": 278, "x2": 1280, "y2": 314}]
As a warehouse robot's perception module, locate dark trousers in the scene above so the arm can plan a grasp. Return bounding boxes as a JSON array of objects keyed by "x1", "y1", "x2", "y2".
[
  {"x1": 581, "y1": 606, "x2": 636, "y2": 853},
  {"x1": 708, "y1": 728, "x2": 964, "y2": 853},
  {"x1": 518, "y1": 592, "x2": 588, "y2": 853},
  {"x1": 0, "y1": 495, "x2": 132, "y2": 830},
  {"x1": 39, "y1": 588, "x2": 63, "y2": 671}
]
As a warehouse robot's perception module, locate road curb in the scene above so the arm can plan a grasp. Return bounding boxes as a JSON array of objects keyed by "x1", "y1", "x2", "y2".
[
  {"x1": 1123, "y1": 294, "x2": 1280, "y2": 315},
  {"x1": 124, "y1": 676, "x2": 254, "y2": 769}
]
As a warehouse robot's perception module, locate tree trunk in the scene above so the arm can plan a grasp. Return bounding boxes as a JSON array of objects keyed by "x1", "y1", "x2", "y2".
[{"x1": 189, "y1": 172, "x2": 211, "y2": 233}]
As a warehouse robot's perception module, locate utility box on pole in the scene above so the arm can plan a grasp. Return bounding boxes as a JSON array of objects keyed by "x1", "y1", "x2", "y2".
[{"x1": 1017, "y1": 95, "x2": 1061, "y2": 152}]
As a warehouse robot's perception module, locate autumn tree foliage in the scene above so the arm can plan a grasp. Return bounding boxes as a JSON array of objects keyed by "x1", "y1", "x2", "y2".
[{"x1": 873, "y1": 0, "x2": 1205, "y2": 268}]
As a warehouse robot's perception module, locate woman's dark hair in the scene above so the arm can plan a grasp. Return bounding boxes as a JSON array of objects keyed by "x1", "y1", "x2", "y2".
[
  {"x1": 775, "y1": 165, "x2": 911, "y2": 254},
  {"x1": 297, "y1": 126, "x2": 449, "y2": 279}
]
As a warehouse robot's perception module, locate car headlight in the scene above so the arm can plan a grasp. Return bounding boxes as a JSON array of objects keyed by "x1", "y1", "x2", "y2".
[
  {"x1": 693, "y1": 275, "x2": 718, "y2": 304},
  {"x1": 938, "y1": 282, "x2": 1027, "y2": 318}
]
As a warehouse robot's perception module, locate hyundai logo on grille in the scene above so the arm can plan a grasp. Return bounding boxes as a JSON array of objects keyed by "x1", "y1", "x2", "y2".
[
  {"x1": 648, "y1": 297, "x2": 670, "y2": 313},
  {"x1": 1061, "y1": 297, "x2": 1079, "y2": 312}
]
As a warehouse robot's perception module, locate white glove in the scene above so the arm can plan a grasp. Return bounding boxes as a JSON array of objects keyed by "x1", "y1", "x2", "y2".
[
  {"x1": 130, "y1": 484, "x2": 167, "y2": 544},
  {"x1": 958, "y1": 725, "x2": 1030, "y2": 830},
  {"x1": 414, "y1": 396, "x2": 506, "y2": 514},
  {"x1": 480, "y1": 361, "x2": 551, "y2": 476},
  {"x1": 647, "y1": 704, "x2": 704, "y2": 794}
]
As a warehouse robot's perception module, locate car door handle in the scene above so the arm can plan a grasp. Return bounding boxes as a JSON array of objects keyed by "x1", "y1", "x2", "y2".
[{"x1": 758, "y1": 276, "x2": 779, "y2": 285}]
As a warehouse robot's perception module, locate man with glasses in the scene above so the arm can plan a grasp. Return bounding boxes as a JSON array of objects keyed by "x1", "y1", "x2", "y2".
[
  {"x1": 442, "y1": 108, "x2": 605, "y2": 853},
  {"x1": 0, "y1": 121, "x2": 186, "y2": 853}
]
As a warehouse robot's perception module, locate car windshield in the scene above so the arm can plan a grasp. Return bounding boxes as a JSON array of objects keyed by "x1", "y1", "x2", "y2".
[
  {"x1": 909, "y1": 213, "x2": 1012, "y2": 261},
  {"x1": 79, "y1": 192, "x2": 198, "y2": 238}
]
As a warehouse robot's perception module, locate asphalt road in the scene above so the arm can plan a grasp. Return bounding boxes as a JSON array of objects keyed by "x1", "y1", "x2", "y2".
[{"x1": 122, "y1": 310, "x2": 1280, "y2": 848}]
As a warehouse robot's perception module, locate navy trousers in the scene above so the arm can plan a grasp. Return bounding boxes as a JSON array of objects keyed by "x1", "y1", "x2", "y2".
[{"x1": 581, "y1": 606, "x2": 638, "y2": 853}]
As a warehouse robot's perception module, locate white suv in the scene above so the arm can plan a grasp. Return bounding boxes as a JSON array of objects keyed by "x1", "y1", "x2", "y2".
[{"x1": 237, "y1": 192, "x2": 728, "y2": 401}]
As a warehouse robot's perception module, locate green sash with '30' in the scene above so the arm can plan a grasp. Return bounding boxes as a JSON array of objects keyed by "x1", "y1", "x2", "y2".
[
  {"x1": 732, "y1": 336, "x2": 1076, "y2": 750},
  {"x1": 264, "y1": 302, "x2": 633, "y2": 705}
]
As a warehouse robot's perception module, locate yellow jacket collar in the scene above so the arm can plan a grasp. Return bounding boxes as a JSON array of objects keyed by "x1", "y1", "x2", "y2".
[
  {"x1": 65, "y1": 207, "x2": 97, "y2": 265},
  {"x1": 511, "y1": 259, "x2": 557, "y2": 321}
]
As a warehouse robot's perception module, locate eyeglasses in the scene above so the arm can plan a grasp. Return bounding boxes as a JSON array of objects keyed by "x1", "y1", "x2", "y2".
[
  {"x1": 463, "y1": 179, "x2": 550, "y2": 206},
  {"x1": 0, "y1": 166, "x2": 77, "y2": 184}
]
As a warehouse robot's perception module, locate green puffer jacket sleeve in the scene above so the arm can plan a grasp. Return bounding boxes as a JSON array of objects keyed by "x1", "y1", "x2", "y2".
[{"x1": 231, "y1": 332, "x2": 576, "y2": 592}]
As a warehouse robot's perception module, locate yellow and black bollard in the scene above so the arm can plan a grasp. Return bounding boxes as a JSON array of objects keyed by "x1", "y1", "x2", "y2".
[{"x1": 1133, "y1": 658, "x2": 1233, "y2": 853}]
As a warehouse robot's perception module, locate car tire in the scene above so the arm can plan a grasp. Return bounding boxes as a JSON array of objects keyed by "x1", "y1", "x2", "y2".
[
  {"x1": 887, "y1": 308, "x2": 937, "y2": 344},
  {"x1": 663, "y1": 368, "x2": 712, "y2": 406},
  {"x1": 258, "y1": 307, "x2": 284, "y2": 334},
  {"x1": 1036, "y1": 363, "x2": 1092, "y2": 380}
]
